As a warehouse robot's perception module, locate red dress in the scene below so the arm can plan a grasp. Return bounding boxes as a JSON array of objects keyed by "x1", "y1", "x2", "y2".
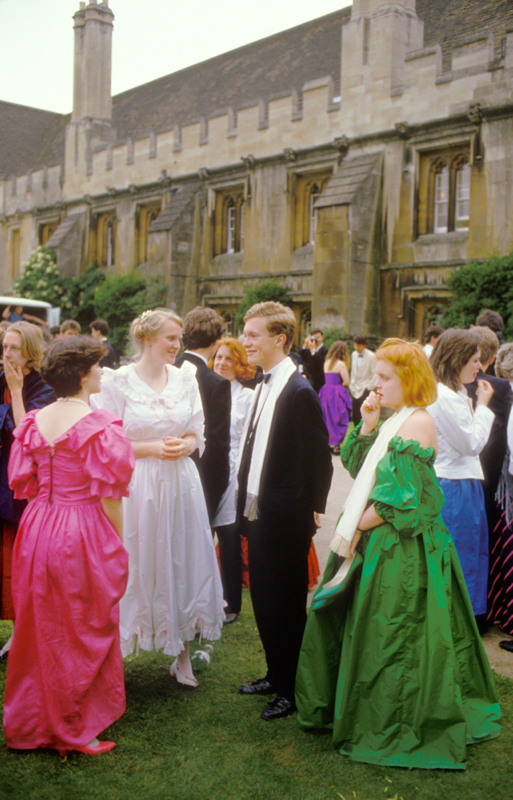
[{"x1": 3, "y1": 409, "x2": 134, "y2": 752}]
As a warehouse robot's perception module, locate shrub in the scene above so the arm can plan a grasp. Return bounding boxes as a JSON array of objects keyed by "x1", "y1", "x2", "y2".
[
  {"x1": 94, "y1": 272, "x2": 168, "y2": 355},
  {"x1": 234, "y1": 282, "x2": 293, "y2": 332},
  {"x1": 440, "y1": 252, "x2": 513, "y2": 338}
]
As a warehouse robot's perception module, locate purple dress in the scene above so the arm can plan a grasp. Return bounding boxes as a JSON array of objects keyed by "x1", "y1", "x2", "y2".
[{"x1": 318, "y1": 373, "x2": 352, "y2": 447}]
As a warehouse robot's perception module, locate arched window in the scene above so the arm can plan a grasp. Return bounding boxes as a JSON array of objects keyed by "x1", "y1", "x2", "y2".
[
  {"x1": 308, "y1": 183, "x2": 321, "y2": 244},
  {"x1": 95, "y1": 211, "x2": 117, "y2": 267},
  {"x1": 294, "y1": 170, "x2": 332, "y2": 248},
  {"x1": 214, "y1": 187, "x2": 245, "y2": 255},
  {"x1": 421, "y1": 147, "x2": 471, "y2": 236},
  {"x1": 137, "y1": 203, "x2": 161, "y2": 263}
]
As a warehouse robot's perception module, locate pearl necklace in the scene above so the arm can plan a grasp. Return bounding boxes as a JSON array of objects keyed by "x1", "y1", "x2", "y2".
[{"x1": 56, "y1": 397, "x2": 90, "y2": 409}]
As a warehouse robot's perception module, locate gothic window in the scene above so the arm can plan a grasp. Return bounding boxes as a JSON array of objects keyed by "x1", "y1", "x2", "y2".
[
  {"x1": 95, "y1": 211, "x2": 117, "y2": 267},
  {"x1": 39, "y1": 221, "x2": 59, "y2": 245},
  {"x1": 213, "y1": 187, "x2": 244, "y2": 256},
  {"x1": 418, "y1": 146, "x2": 471, "y2": 236},
  {"x1": 294, "y1": 170, "x2": 332, "y2": 249},
  {"x1": 137, "y1": 202, "x2": 161, "y2": 263}
]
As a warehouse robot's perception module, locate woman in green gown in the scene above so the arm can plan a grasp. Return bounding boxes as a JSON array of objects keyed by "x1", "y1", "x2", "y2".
[{"x1": 296, "y1": 338, "x2": 501, "y2": 770}]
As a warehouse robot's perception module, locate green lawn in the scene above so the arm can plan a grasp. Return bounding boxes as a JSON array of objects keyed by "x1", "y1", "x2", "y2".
[{"x1": 1, "y1": 596, "x2": 512, "y2": 800}]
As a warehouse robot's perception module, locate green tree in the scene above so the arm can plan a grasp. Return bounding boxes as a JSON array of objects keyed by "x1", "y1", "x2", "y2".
[
  {"x1": 234, "y1": 281, "x2": 293, "y2": 332},
  {"x1": 440, "y1": 252, "x2": 513, "y2": 338},
  {"x1": 94, "y1": 272, "x2": 168, "y2": 355}
]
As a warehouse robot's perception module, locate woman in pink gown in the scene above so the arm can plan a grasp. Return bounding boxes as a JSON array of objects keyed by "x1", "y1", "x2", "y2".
[{"x1": 3, "y1": 337, "x2": 135, "y2": 757}]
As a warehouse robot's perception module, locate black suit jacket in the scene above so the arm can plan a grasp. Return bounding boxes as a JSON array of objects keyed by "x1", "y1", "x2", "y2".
[
  {"x1": 252, "y1": 370, "x2": 333, "y2": 539},
  {"x1": 99, "y1": 339, "x2": 116, "y2": 369},
  {"x1": 175, "y1": 352, "x2": 231, "y2": 521},
  {"x1": 299, "y1": 345, "x2": 328, "y2": 393},
  {"x1": 465, "y1": 370, "x2": 513, "y2": 497}
]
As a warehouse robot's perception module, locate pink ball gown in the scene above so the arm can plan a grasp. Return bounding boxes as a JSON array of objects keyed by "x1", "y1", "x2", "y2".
[{"x1": 3, "y1": 408, "x2": 135, "y2": 753}]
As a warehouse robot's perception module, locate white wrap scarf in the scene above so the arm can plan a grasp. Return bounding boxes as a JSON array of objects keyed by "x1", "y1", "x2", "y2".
[
  {"x1": 329, "y1": 405, "x2": 418, "y2": 559},
  {"x1": 237, "y1": 357, "x2": 297, "y2": 521}
]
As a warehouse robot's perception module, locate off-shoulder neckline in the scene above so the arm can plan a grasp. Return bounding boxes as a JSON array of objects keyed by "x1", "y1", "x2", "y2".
[
  {"x1": 24, "y1": 408, "x2": 119, "y2": 449},
  {"x1": 387, "y1": 434, "x2": 436, "y2": 460}
]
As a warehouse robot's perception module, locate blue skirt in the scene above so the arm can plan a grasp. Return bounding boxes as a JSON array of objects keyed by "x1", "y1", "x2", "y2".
[{"x1": 438, "y1": 478, "x2": 488, "y2": 615}]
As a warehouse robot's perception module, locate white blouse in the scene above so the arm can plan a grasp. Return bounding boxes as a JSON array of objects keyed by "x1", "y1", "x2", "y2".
[
  {"x1": 212, "y1": 380, "x2": 254, "y2": 528},
  {"x1": 427, "y1": 381, "x2": 494, "y2": 480}
]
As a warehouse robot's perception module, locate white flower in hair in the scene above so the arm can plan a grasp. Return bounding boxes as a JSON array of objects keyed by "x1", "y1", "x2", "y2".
[{"x1": 139, "y1": 309, "x2": 154, "y2": 323}]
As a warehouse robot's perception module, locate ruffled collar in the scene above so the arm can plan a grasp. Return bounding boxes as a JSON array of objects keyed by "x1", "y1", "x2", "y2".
[{"x1": 387, "y1": 435, "x2": 436, "y2": 464}]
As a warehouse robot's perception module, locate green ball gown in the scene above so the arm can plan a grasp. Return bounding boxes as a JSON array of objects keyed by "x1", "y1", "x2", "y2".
[{"x1": 296, "y1": 426, "x2": 501, "y2": 770}]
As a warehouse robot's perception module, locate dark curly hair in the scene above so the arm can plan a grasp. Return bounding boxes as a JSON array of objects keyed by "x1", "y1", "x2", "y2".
[{"x1": 40, "y1": 336, "x2": 106, "y2": 398}]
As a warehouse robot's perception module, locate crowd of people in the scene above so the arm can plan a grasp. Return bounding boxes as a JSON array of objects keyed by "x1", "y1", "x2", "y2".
[{"x1": 0, "y1": 301, "x2": 510, "y2": 770}]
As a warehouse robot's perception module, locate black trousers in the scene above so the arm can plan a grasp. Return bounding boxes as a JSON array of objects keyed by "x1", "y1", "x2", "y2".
[
  {"x1": 352, "y1": 389, "x2": 370, "y2": 426},
  {"x1": 241, "y1": 516, "x2": 311, "y2": 701},
  {"x1": 215, "y1": 522, "x2": 243, "y2": 615}
]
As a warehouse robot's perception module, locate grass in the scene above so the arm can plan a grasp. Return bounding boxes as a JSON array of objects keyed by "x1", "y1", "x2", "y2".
[{"x1": 1, "y1": 595, "x2": 513, "y2": 800}]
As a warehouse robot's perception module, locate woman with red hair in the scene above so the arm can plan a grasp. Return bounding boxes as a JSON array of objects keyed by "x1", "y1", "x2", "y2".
[
  {"x1": 210, "y1": 338, "x2": 255, "y2": 622},
  {"x1": 296, "y1": 339, "x2": 500, "y2": 770}
]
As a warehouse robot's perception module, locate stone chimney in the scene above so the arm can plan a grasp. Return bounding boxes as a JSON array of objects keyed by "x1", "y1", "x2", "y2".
[
  {"x1": 342, "y1": 0, "x2": 424, "y2": 93},
  {"x1": 72, "y1": 0, "x2": 114, "y2": 122}
]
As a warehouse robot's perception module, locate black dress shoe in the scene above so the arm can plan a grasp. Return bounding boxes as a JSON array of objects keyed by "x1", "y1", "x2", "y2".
[
  {"x1": 238, "y1": 677, "x2": 275, "y2": 695},
  {"x1": 261, "y1": 696, "x2": 297, "y2": 721},
  {"x1": 499, "y1": 640, "x2": 513, "y2": 653}
]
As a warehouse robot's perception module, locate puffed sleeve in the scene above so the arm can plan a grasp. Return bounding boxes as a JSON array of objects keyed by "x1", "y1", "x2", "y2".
[
  {"x1": 8, "y1": 411, "x2": 40, "y2": 500},
  {"x1": 369, "y1": 437, "x2": 444, "y2": 535},
  {"x1": 341, "y1": 422, "x2": 380, "y2": 479},
  {"x1": 77, "y1": 417, "x2": 135, "y2": 499},
  {"x1": 90, "y1": 367, "x2": 126, "y2": 419}
]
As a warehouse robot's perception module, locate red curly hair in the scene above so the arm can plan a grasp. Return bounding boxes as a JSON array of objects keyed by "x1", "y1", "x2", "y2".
[
  {"x1": 208, "y1": 337, "x2": 256, "y2": 383},
  {"x1": 375, "y1": 338, "x2": 437, "y2": 407}
]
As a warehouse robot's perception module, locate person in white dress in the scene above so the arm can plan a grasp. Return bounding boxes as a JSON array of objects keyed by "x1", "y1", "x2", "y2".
[
  {"x1": 209, "y1": 338, "x2": 255, "y2": 623},
  {"x1": 92, "y1": 308, "x2": 224, "y2": 688}
]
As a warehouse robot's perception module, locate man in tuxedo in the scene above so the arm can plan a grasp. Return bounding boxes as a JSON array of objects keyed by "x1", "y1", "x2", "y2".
[
  {"x1": 349, "y1": 335, "x2": 376, "y2": 426},
  {"x1": 175, "y1": 307, "x2": 231, "y2": 524},
  {"x1": 90, "y1": 319, "x2": 116, "y2": 368},
  {"x1": 300, "y1": 327, "x2": 328, "y2": 393},
  {"x1": 237, "y1": 302, "x2": 332, "y2": 720}
]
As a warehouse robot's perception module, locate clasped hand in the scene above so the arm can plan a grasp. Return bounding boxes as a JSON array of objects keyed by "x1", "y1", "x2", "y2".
[{"x1": 157, "y1": 436, "x2": 190, "y2": 461}]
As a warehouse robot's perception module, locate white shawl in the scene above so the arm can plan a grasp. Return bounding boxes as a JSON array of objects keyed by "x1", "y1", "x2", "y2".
[
  {"x1": 329, "y1": 405, "x2": 418, "y2": 559},
  {"x1": 237, "y1": 357, "x2": 297, "y2": 521}
]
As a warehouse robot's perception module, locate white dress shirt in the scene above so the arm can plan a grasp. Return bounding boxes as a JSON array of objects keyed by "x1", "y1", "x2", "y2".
[{"x1": 427, "y1": 381, "x2": 494, "y2": 480}]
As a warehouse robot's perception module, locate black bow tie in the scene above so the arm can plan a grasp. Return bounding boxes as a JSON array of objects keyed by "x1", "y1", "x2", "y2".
[{"x1": 258, "y1": 373, "x2": 271, "y2": 384}]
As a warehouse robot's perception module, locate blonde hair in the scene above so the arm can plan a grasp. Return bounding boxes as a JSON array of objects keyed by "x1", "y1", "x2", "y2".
[
  {"x1": 375, "y1": 338, "x2": 437, "y2": 407},
  {"x1": 130, "y1": 308, "x2": 183, "y2": 356},
  {"x1": 495, "y1": 343, "x2": 513, "y2": 382},
  {"x1": 5, "y1": 321, "x2": 45, "y2": 371},
  {"x1": 243, "y1": 301, "x2": 296, "y2": 353}
]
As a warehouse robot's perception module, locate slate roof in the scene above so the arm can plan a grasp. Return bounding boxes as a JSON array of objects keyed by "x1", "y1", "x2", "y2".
[
  {"x1": 1, "y1": 0, "x2": 513, "y2": 178},
  {"x1": 149, "y1": 183, "x2": 200, "y2": 232},
  {"x1": 314, "y1": 153, "x2": 383, "y2": 208},
  {"x1": 0, "y1": 101, "x2": 68, "y2": 178}
]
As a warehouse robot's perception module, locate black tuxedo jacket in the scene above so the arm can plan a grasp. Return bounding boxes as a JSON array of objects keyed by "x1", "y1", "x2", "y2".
[
  {"x1": 99, "y1": 339, "x2": 116, "y2": 369},
  {"x1": 175, "y1": 352, "x2": 231, "y2": 521},
  {"x1": 252, "y1": 370, "x2": 333, "y2": 538},
  {"x1": 465, "y1": 370, "x2": 513, "y2": 497},
  {"x1": 299, "y1": 345, "x2": 328, "y2": 393}
]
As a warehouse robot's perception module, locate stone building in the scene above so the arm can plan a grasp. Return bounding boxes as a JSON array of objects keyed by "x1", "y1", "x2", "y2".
[{"x1": 1, "y1": 0, "x2": 513, "y2": 342}]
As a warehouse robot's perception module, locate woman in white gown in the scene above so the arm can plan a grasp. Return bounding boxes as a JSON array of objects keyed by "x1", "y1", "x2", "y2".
[{"x1": 92, "y1": 308, "x2": 224, "y2": 687}]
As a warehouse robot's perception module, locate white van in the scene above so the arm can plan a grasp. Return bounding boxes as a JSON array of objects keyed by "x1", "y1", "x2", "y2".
[{"x1": 0, "y1": 296, "x2": 61, "y2": 328}]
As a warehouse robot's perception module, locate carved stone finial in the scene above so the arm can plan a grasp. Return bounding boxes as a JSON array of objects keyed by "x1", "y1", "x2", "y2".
[
  {"x1": 241, "y1": 155, "x2": 256, "y2": 169},
  {"x1": 198, "y1": 168, "x2": 210, "y2": 180},
  {"x1": 468, "y1": 102, "x2": 483, "y2": 125},
  {"x1": 333, "y1": 135, "x2": 349, "y2": 154},
  {"x1": 395, "y1": 121, "x2": 411, "y2": 139},
  {"x1": 283, "y1": 147, "x2": 296, "y2": 162}
]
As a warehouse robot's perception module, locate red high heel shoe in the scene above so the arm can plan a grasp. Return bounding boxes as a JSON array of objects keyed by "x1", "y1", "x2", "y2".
[{"x1": 57, "y1": 741, "x2": 116, "y2": 757}]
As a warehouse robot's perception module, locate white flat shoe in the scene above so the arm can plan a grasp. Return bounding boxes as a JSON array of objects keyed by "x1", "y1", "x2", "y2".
[{"x1": 170, "y1": 659, "x2": 198, "y2": 689}]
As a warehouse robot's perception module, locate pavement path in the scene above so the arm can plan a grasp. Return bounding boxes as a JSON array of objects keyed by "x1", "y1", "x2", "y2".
[{"x1": 311, "y1": 452, "x2": 513, "y2": 681}]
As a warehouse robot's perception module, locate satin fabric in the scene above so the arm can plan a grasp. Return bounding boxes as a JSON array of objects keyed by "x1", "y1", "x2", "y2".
[
  {"x1": 3, "y1": 410, "x2": 134, "y2": 751},
  {"x1": 296, "y1": 432, "x2": 501, "y2": 770},
  {"x1": 318, "y1": 373, "x2": 352, "y2": 447}
]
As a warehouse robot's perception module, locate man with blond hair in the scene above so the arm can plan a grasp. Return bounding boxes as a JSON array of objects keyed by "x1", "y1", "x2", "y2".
[{"x1": 237, "y1": 302, "x2": 332, "y2": 720}]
